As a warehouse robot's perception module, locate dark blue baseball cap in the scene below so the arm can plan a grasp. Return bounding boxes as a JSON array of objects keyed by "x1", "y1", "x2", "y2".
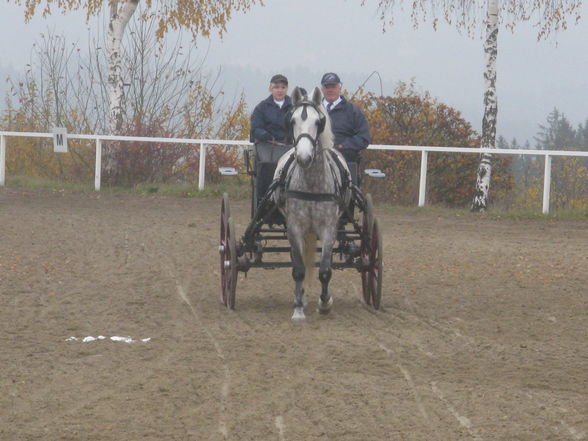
[{"x1": 321, "y1": 72, "x2": 341, "y2": 86}]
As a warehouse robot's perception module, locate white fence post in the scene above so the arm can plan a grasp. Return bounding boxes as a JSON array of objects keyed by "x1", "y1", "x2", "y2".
[
  {"x1": 198, "y1": 142, "x2": 206, "y2": 190},
  {"x1": 418, "y1": 150, "x2": 428, "y2": 207},
  {"x1": 0, "y1": 134, "x2": 6, "y2": 186},
  {"x1": 95, "y1": 138, "x2": 102, "y2": 191},
  {"x1": 542, "y1": 154, "x2": 552, "y2": 214}
]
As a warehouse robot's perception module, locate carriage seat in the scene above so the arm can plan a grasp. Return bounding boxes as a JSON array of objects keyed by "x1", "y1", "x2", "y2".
[{"x1": 254, "y1": 142, "x2": 291, "y2": 206}]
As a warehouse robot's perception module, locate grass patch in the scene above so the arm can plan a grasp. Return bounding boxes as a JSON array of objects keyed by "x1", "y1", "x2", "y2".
[
  {"x1": 132, "y1": 179, "x2": 251, "y2": 199},
  {"x1": 5, "y1": 174, "x2": 252, "y2": 200},
  {"x1": 6, "y1": 175, "x2": 95, "y2": 193},
  {"x1": 374, "y1": 200, "x2": 588, "y2": 221},
  {"x1": 5, "y1": 175, "x2": 587, "y2": 220}
]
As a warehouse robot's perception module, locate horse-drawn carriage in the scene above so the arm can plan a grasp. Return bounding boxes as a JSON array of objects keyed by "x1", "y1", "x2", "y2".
[{"x1": 219, "y1": 87, "x2": 384, "y2": 319}]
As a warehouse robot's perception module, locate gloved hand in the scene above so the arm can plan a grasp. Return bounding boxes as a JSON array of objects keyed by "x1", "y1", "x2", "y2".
[{"x1": 260, "y1": 132, "x2": 273, "y2": 142}]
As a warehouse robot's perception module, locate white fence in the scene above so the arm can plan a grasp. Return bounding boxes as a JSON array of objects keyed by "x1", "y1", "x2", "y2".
[{"x1": 2, "y1": 131, "x2": 588, "y2": 214}]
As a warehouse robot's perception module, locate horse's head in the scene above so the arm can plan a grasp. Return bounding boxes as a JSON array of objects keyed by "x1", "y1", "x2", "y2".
[{"x1": 289, "y1": 86, "x2": 327, "y2": 169}]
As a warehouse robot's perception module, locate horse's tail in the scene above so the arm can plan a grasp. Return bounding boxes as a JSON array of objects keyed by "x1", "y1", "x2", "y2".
[{"x1": 303, "y1": 233, "x2": 316, "y2": 294}]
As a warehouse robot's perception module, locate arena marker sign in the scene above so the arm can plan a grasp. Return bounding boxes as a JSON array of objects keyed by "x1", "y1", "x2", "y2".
[
  {"x1": 52, "y1": 127, "x2": 68, "y2": 153},
  {"x1": 219, "y1": 167, "x2": 238, "y2": 176},
  {"x1": 364, "y1": 168, "x2": 386, "y2": 178}
]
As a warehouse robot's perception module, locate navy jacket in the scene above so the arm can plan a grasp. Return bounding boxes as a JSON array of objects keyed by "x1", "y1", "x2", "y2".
[
  {"x1": 250, "y1": 95, "x2": 293, "y2": 143},
  {"x1": 328, "y1": 96, "x2": 370, "y2": 162}
]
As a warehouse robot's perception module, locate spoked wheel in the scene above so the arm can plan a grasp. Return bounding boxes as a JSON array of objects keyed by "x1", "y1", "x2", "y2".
[
  {"x1": 360, "y1": 193, "x2": 375, "y2": 305},
  {"x1": 221, "y1": 192, "x2": 231, "y2": 235},
  {"x1": 363, "y1": 193, "x2": 375, "y2": 236},
  {"x1": 219, "y1": 194, "x2": 237, "y2": 308},
  {"x1": 220, "y1": 193, "x2": 230, "y2": 302},
  {"x1": 368, "y1": 218, "x2": 383, "y2": 309},
  {"x1": 361, "y1": 195, "x2": 382, "y2": 309}
]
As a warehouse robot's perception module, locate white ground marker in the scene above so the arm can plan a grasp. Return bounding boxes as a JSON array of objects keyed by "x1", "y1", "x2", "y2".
[{"x1": 275, "y1": 415, "x2": 286, "y2": 441}]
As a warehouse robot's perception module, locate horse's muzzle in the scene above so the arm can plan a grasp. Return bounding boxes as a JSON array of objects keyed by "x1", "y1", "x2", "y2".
[{"x1": 296, "y1": 152, "x2": 313, "y2": 169}]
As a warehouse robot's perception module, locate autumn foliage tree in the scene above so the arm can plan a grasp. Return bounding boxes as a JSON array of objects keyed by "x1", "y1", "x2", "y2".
[
  {"x1": 363, "y1": 0, "x2": 582, "y2": 211},
  {"x1": 2, "y1": 21, "x2": 249, "y2": 186},
  {"x1": 353, "y1": 82, "x2": 514, "y2": 206},
  {"x1": 12, "y1": 0, "x2": 260, "y2": 179}
]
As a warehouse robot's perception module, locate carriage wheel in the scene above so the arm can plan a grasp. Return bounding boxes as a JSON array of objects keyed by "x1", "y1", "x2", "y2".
[
  {"x1": 219, "y1": 216, "x2": 238, "y2": 309},
  {"x1": 220, "y1": 194, "x2": 237, "y2": 308},
  {"x1": 220, "y1": 193, "x2": 230, "y2": 303},
  {"x1": 360, "y1": 193, "x2": 382, "y2": 309},
  {"x1": 367, "y1": 218, "x2": 383, "y2": 309},
  {"x1": 364, "y1": 193, "x2": 375, "y2": 236},
  {"x1": 221, "y1": 193, "x2": 231, "y2": 235},
  {"x1": 360, "y1": 193, "x2": 375, "y2": 305}
]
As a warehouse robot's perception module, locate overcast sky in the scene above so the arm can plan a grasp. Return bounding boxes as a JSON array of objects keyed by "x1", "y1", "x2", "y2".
[{"x1": 1, "y1": 0, "x2": 587, "y2": 145}]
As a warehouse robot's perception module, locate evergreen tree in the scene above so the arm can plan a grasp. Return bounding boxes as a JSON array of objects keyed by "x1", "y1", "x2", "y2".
[
  {"x1": 496, "y1": 135, "x2": 509, "y2": 149},
  {"x1": 533, "y1": 108, "x2": 588, "y2": 209},
  {"x1": 509, "y1": 137, "x2": 526, "y2": 183},
  {"x1": 534, "y1": 108, "x2": 576, "y2": 150},
  {"x1": 576, "y1": 119, "x2": 588, "y2": 150}
]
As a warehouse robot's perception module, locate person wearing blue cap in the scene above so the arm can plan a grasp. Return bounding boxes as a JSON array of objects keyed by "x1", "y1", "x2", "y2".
[
  {"x1": 321, "y1": 72, "x2": 371, "y2": 177},
  {"x1": 250, "y1": 74, "x2": 293, "y2": 206}
]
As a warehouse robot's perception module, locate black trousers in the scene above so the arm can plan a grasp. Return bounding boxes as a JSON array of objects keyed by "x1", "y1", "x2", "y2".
[{"x1": 254, "y1": 142, "x2": 290, "y2": 205}]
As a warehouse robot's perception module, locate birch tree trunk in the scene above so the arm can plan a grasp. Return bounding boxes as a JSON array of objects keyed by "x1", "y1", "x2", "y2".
[
  {"x1": 471, "y1": 0, "x2": 498, "y2": 211},
  {"x1": 105, "y1": 0, "x2": 139, "y2": 174},
  {"x1": 107, "y1": 0, "x2": 138, "y2": 134}
]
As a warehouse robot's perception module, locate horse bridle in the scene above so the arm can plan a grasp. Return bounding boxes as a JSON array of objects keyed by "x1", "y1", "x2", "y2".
[{"x1": 289, "y1": 100, "x2": 326, "y2": 150}]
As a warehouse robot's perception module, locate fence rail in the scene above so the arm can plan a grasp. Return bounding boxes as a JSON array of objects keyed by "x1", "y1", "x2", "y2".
[{"x1": 2, "y1": 131, "x2": 588, "y2": 213}]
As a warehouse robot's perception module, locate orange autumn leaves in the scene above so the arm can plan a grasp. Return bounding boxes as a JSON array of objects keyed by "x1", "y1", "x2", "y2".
[{"x1": 353, "y1": 82, "x2": 514, "y2": 207}]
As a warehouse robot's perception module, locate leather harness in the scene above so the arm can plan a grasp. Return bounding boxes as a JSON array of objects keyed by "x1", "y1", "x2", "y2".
[{"x1": 273, "y1": 100, "x2": 352, "y2": 207}]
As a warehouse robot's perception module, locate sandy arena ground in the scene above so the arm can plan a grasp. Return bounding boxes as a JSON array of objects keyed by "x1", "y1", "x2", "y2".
[{"x1": 1, "y1": 188, "x2": 587, "y2": 441}]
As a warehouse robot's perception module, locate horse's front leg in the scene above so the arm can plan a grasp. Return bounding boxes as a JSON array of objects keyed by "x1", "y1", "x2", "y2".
[
  {"x1": 289, "y1": 235, "x2": 306, "y2": 321},
  {"x1": 318, "y1": 228, "x2": 336, "y2": 314}
]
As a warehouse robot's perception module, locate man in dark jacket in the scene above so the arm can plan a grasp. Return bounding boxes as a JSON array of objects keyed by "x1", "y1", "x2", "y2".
[
  {"x1": 249, "y1": 74, "x2": 292, "y2": 207},
  {"x1": 320, "y1": 72, "x2": 370, "y2": 165}
]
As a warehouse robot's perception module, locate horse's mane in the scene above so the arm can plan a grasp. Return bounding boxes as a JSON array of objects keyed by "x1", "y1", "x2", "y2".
[{"x1": 318, "y1": 103, "x2": 334, "y2": 152}]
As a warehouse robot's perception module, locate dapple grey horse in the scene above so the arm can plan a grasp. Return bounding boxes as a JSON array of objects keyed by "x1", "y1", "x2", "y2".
[{"x1": 274, "y1": 86, "x2": 350, "y2": 320}]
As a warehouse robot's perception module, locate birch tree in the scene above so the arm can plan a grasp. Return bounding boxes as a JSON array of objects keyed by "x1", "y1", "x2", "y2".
[
  {"x1": 13, "y1": 0, "x2": 260, "y2": 176},
  {"x1": 364, "y1": 0, "x2": 582, "y2": 211},
  {"x1": 5, "y1": 24, "x2": 249, "y2": 185},
  {"x1": 107, "y1": 0, "x2": 139, "y2": 135},
  {"x1": 473, "y1": 0, "x2": 498, "y2": 211},
  {"x1": 13, "y1": 0, "x2": 261, "y2": 136}
]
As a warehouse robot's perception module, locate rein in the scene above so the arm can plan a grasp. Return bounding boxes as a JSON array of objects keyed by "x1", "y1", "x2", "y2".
[{"x1": 268, "y1": 140, "x2": 291, "y2": 148}]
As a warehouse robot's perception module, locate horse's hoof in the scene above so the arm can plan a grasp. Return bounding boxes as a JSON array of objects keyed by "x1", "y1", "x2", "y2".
[
  {"x1": 291, "y1": 307, "x2": 306, "y2": 321},
  {"x1": 318, "y1": 297, "x2": 333, "y2": 314}
]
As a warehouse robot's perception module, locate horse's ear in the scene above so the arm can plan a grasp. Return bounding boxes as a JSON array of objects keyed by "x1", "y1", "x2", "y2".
[
  {"x1": 292, "y1": 87, "x2": 303, "y2": 105},
  {"x1": 311, "y1": 87, "x2": 322, "y2": 107}
]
